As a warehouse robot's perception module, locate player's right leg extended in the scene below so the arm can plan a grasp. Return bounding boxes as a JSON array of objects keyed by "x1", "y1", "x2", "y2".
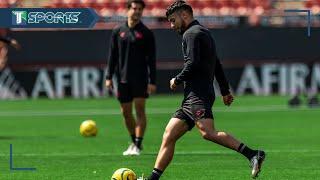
[{"x1": 195, "y1": 118, "x2": 266, "y2": 178}]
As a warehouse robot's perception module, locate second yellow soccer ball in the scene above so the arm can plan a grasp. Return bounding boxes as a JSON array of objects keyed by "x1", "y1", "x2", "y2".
[{"x1": 80, "y1": 120, "x2": 97, "y2": 137}]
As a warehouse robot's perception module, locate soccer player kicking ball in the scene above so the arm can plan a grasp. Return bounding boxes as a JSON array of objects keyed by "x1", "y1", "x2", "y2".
[{"x1": 139, "y1": 1, "x2": 265, "y2": 179}]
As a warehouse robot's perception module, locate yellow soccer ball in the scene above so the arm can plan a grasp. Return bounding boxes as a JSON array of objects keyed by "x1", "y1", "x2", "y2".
[
  {"x1": 111, "y1": 168, "x2": 137, "y2": 180},
  {"x1": 80, "y1": 120, "x2": 97, "y2": 137}
]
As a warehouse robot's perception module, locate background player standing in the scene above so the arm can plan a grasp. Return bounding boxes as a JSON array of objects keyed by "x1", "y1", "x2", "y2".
[
  {"x1": 0, "y1": 29, "x2": 21, "y2": 70},
  {"x1": 105, "y1": 0, "x2": 156, "y2": 156}
]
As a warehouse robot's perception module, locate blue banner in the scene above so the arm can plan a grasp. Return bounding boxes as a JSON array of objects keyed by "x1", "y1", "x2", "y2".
[{"x1": 0, "y1": 8, "x2": 99, "y2": 28}]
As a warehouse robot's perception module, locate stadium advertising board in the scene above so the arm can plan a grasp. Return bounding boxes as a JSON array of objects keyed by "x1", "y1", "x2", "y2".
[{"x1": 1, "y1": 63, "x2": 319, "y2": 99}]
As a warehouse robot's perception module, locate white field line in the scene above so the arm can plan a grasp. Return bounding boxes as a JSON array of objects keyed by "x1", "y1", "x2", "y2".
[
  {"x1": 0, "y1": 149, "x2": 319, "y2": 157},
  {"x1": 0, "y1": 105, "x2": 318, "y2": 117}
]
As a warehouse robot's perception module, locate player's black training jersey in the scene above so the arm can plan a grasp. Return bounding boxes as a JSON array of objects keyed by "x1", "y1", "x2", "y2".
[
  {"x1": 106, "y1": 22, "x2": 156, "y2": 85},
  {"x1": 174, "y1": 20, "x2": 230, "y2": 98}
]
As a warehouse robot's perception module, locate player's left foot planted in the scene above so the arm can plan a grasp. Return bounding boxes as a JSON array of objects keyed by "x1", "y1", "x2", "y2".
[
  {"x1": 250, "y1": 150, "x2": 266, "y2": 178},
  {"x1": 130, "y1": 144, "x2": 141, "y2": 156},
  {"x1": 137, "y1": 174, "x2": 148, "y2": 180},
  {"x1": 123, "y1": 143, "x2": 135, "y2": 156}
]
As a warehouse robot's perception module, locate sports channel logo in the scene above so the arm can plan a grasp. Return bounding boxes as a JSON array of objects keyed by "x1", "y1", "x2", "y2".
[
  {"x1": 12, "y1": 11, "x2": 27, "y2": 25},
  {"x1": 0, "y1": 8, "x2": 99, "y2": 28},
  {"x1": 12, "y1": 11, "x2": 81, "y2": 25}
]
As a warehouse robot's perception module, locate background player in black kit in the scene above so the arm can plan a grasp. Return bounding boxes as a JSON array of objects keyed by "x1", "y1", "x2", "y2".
[
  {"x1": 0, "y1": 29, "x2": 21, "y2": 70},
  {"x1": 105, "y1": 0, "x2": 156, "y2": 156},
  {"x1": 140, "y1": 1, "x2": 265, "y2": 179}
]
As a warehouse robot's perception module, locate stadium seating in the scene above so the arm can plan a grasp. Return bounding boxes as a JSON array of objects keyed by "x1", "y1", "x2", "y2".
[
  {"x1": 305, "y1": 0, "x2": 320, "y2": 14},
  {"x1": 41, "y1": 0, "x2": 274, "y2": 17},
  {"x1": 7, "y1": 0, "x2": 320, "y2": 17},
  {"x1": 0, "y1": 0, "x2": 10, "y2": 8},
  {"x1": 4, "y1": 0, "x2": 320, "y2": 17},
  {"x1": 2, "y1": 0, "x2": 319, "y2": 27}
]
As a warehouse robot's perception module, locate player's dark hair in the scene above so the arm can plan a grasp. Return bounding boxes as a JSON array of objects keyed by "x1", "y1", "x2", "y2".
[
  {"x1": 127, "y1": 0, "x2": 146, "y2": 9},
  {"x1": 166, "y1": 0, "x2": 193, "y2": 18}
]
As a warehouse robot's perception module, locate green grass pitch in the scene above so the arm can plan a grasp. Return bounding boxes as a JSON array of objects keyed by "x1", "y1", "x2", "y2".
[{"x1": 0, "y1": 95, "x2": 319, "y2": 179}]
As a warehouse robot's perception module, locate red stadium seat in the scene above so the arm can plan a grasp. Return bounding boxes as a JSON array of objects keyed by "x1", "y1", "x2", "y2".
[
  {"x1": 0, "y1": 1, "x2": 9, "y2": 8},
  {"x1": 92, "y1": 0, "x2": 107, "y2": 10},
  {"x1": 50, "y1": 0, "x2": 64, "y2": 8},
  {"x1": 305, "y1": 0, "x2": 314, "y2": 8},
  {"x1": 7, "y1": 0, "x2": 275, "y2": 17},
  {"x1": 113, "y1": 0, "x2": 127, "y2": 16},
  {"x1": 147, "y1": 0, "x2": 166, "y2": 17},
  {"x1": 80, "y1": 0, "x2": 95, "y2": 8},
  {"x1": 201, "y1": 0, "x2": 219, "y2": 16},
  {"x1": 235, "y1": 0, "x2": 249, "y2": 16},
  {"x1": 62, "y1": 0, "x2": 81, "y2": 8}
]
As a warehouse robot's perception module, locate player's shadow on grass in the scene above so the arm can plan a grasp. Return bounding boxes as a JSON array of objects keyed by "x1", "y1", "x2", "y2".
[
  {"x1": 0, "y1": 135, "x2": 61, "y2": 140},
  {"x1": 143, "y1": 152, "x2": 234, "y2": 156},
  {"x1": 0, "y1": 136, "x2": 16, "y2": 140}
]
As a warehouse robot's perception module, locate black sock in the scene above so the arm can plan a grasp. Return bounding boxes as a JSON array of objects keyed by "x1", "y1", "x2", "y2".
[
  {"x1": 135, "y1": 137, "x2": 143, "y2": 149},
  {"x1": 131, "y1": 134, "x2": 136, "y2": 144},
  {"x1": 148, "y1": 168, "x2": 163, "y2": 180},
  {"x1": 238, "y1": 143, "x2": 257, "y2": 160}
]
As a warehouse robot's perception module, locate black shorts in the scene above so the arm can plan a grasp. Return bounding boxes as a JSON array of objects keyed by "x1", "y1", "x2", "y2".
[
  {"x1": 172, "y1": 94, "x2": 215, "y2": 130},
  {"x1": 116, "y1": 82, "x2": 148, "y2": 103}
]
